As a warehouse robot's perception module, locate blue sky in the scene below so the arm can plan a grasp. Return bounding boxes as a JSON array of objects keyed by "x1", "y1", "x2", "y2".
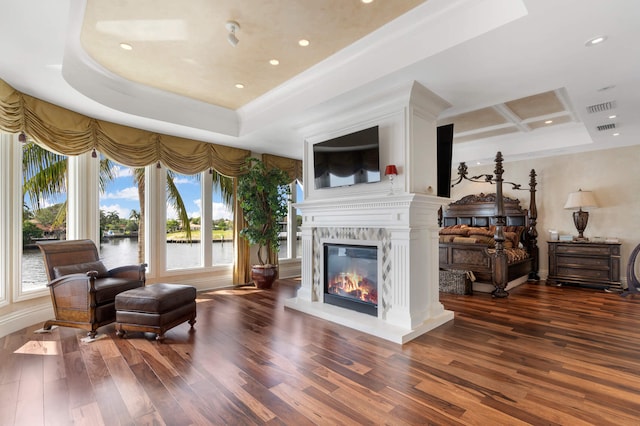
[
  {"x1": 99, "y1": 165, "x2": 233, "y2": 221},
  {"x1": 99, "y1": 164, "x2": 303, "y2": 222}
]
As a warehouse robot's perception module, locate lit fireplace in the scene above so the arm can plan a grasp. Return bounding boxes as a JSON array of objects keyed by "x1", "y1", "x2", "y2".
[{"x1": 323, "y1": 243, "x2": 378, "y2": 316}]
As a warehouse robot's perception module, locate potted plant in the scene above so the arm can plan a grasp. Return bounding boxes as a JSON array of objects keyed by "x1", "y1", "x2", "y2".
[{"x1": 237, "y1": 157, "x2": 291, "y2": 289}]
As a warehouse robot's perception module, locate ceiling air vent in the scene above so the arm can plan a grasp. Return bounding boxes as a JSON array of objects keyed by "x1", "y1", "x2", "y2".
[
  {"x1": 586, "y1": 101, "x2": 615, "y2": 114},
  {"x1": 596, "y1": 123, "x2": 616, "y2": 131}
]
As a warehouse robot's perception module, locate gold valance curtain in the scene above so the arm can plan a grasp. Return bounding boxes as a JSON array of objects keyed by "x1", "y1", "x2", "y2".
[
  {"x1": 0, "y1": 79, "x2": 250, "y2": 175},
  {"x1": 1, "y1": 78, "x2": 257, "y2": 284},
  {"x1": 262, "y1": 153, "x2": 303, "y2": 184}
]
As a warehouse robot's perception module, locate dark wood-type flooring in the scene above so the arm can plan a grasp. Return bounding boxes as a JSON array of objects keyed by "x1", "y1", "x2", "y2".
[{"x1": 2, "y1": 280, "x2": 640, "y2": 425}]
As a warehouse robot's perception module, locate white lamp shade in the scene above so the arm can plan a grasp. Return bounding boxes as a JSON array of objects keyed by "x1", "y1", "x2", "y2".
[{"x1": 564, "y1": 190, "x2": 598, "y2": 210}]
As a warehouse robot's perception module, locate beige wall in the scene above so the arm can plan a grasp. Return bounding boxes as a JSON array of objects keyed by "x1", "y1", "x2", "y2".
[{"x1": 449, "y1": 145, "x2": 640, "y2": 284}]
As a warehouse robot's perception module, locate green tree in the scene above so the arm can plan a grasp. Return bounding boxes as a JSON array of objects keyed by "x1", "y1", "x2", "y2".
[
  {"x1": 22, "y1": 220, "x2": 43, "y2": 245},
  {"x1": 237, "y1": 158, "x2": 291, "y2": 265},
  {"x1": 166, "y1": 219, "x2": 180, "y2": 233}
]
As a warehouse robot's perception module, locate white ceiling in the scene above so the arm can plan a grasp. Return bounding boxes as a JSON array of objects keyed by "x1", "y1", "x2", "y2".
[{"x1": 1, "y1": 0, "x2": 639, "y2": 165}]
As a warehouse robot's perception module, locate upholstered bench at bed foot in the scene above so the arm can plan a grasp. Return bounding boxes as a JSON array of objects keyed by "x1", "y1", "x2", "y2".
[{"x1": 115, "y1": 283, "x2": 196, "y2": 341}]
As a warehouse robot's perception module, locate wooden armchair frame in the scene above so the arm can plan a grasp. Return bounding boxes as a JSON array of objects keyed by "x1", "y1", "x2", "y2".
[{"x1": 37, "y1": 239, "x2": 146, "y2": 338}]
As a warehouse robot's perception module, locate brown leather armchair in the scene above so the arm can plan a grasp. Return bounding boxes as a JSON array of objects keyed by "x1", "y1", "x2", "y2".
[{"x1": 37, "y1": 239, "x2": 146, "y2": 338}]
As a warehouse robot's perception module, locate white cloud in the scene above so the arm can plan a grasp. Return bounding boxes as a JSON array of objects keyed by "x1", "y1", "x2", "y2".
[
  {"x1": 167, "y1": 201, "x2": 232, "y2": 221},
  {"x1": 173, "y1": 176, "x2": 196, "y2": 185},
  {"x1": 112, "y1": 165, "x2": 133, "y2": 178},
  {"x1": 190, "y1": 199, "x2": 202, "y2": 219},
  {"x1": 100, "y1": 203, "x2": 131, "y2": 219},
  {"x1": 102, "y1": 186, "x2": 139, "y2": 200},
  {"x1": 166, "y1": 204, "x2": 178, "y2": 220},
  {"x1": 213, "y1": 202, "x2": 232, "y2": 220}
]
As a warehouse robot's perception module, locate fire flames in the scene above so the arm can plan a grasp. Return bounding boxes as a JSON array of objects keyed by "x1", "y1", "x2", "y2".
[{"x1": 327, "y1": 272, "x2": 377, "y2": 304}]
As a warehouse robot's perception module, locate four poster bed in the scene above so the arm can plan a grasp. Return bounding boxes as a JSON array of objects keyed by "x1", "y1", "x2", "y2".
[{"x1": 438, "y1": 152, "x2": 539, "y2": 297}]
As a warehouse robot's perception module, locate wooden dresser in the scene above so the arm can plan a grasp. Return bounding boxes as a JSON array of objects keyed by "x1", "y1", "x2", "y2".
[{"x1": 547, "y1": 241, "x2": 622, "y2": 290}]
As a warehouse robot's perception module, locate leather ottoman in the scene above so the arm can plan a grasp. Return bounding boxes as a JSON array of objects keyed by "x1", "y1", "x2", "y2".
[{"x1": 115, "y1": 283, "x2": 196, "y2": 341}]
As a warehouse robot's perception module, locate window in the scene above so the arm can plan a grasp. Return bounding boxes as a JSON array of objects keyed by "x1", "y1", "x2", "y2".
[
  {"x1": 166, "y1": 171, "x2": 202, "y2": 270},
  {"x1": 21, "y1": 141, "x2": 68, "y2": 293},
  {"x1": 211, "y1": 172, "x2": 234, "y2": 265},
  {"x1": 279, "y1": 181, "x2": 303, "y2": 259},
  {"x1": 98, "y1": 161, "x2": 142, "y2": 269}
]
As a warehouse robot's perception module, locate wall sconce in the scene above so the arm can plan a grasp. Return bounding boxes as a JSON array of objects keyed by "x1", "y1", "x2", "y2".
[
  {"x1": 385, "y1": 164, "x2": 398, "y2": 195},
  {"x1": 564, "y1": 189, "x2": 598, "y2": 241}
]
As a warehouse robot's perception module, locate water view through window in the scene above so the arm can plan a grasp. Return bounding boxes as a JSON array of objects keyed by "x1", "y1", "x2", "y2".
[{"x1": 22, "y1": 237, "x2": 300, "y2": 292}]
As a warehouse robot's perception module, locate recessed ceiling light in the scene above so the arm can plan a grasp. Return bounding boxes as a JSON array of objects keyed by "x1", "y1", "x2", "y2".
[
  {"x1": 235, "y1": 83, "x2": 244, "y2": 89},
  {"x1": 613, "y1": 132, "x2": 620, "y2": 136},
  {"x1": 119, "y1": 42, "x2": 133, "y2": 50},
  {"x1": 361, "y1": 0, "x2": 374, "y2": 3},
  {"x1": 545, "y1": 120, "x2": 553, "y2": 124},
  {"x1": 585, "y1": 35, "x2": 607, "y2": 47},
  {"x1": 269, "y1": 59, "x2": 279, "y2": 66},
  {"x1": 298, "y1": 39, "x2": 310, "y2": 47},
  {"x1": 608, "y1": 114, "x2": 617, "y2": 119}
]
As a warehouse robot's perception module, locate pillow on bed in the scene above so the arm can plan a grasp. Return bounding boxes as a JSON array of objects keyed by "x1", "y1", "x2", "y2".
[
  {"x1": 439, "y1": 225, "x2": 470, "y2": 236},
  {"x1": 504, "y1": 231, "x2": 520, "y2": 248},
  {"x1": 453, "y1": 236, "x2": 478, "y2": 244},
  {"x1": 469, "y1": 235, "x2": 496, "y2": 247},
  {"x1": 505, "y1": 226, "x2": 526, "y2": 245},
  {"x1": 439, "y1": 235, "x2": 457, "y2": 243},
  {"x1": 467, "y1": 227, "x2": 494, "y2": 237}
]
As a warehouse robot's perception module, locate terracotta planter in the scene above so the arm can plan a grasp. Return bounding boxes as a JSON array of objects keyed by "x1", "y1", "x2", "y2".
[{"x1": 251, "y1": 264, "x2": 278, "y2": 289}]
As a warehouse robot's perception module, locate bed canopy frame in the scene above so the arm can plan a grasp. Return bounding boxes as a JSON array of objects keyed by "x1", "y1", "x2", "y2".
[{"x1": 439, "y1": 151, "x2": 539, "y2": 297}]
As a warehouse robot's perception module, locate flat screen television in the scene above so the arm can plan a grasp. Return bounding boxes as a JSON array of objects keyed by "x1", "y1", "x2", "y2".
[{"x1": 313, "y1": 126, "x2": 381, "y2": 189}]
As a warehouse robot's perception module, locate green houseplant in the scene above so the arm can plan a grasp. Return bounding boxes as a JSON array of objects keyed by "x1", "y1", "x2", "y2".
[{"x1": 237, "y1": 157, "x2": 291, "y2": 288}]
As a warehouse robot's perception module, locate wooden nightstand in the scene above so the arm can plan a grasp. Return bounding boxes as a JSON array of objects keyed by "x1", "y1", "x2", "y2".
[{"x1": 547, "y1": 241, "x2": 622, "y2": 290}]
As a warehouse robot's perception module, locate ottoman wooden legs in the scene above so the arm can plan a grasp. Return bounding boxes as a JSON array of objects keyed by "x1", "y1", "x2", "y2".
[{"x1": 115, "y1": 283, "x2": 197, "y2": 341}]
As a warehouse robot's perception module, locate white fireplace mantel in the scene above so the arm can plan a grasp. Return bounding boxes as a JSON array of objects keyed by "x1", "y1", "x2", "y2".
[
  {"x1": 285, "y1": 192, "x2": 453, "y2": 344},
  {"x1": 284, "y1": 81, "x2": 454, "y2": 344}
]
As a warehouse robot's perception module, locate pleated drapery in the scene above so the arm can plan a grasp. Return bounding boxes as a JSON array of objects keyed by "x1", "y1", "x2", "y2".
[
  {"x1": 0, "y1": 79, "x2": 251, "y2": 174},
  {"x1": 1, "y1": 79, "x2": 304, "y2": 284}
]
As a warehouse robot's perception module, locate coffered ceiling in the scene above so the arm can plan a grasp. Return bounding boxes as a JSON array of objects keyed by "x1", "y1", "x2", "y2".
[
  {"x1": 440, "y1": 89, "x2": 576, "y2": 144},
  {"x1": 0, "y1": 0, "x2": 638, "y2": 164}
]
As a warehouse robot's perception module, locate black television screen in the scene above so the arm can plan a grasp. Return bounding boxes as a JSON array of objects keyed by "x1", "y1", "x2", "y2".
[{"x1": 313, "y1": 126, "x2": 381, "y2": 189}]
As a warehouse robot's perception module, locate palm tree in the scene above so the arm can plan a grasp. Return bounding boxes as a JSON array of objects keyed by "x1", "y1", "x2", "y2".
[
  {"x1": 22, "y1": 143, "x2": 233, "y2": 265},
  {"x1": 132, "y1": 167, "x2": 234, "y2": 263}
]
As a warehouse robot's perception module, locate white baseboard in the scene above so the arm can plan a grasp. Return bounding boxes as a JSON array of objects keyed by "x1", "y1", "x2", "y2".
[{"x1": 0, "y1": 303, "x2": 54, "y2": 339}]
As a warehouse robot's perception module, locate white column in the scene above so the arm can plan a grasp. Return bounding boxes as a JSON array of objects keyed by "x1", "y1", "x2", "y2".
[
  {"x1": 0, "y1": 134, "x2": 20, "y2": 303},
  {"x1": 67, "y1": 152, "x2": 99, "y2": 244},
  {"x1": 145, "y1": 164, "x2": 166, "y2": 277},
  {"x1": 201, "y1": 171, "x2": 212, "y2": 267},
  {"x1": 297, "y1": 226, "x2": 314, "y2": 302}
]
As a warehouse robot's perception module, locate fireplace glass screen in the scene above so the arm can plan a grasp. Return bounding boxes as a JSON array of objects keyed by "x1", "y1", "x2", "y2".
[{"x1": 324, "y1": 244, "x2": 378, "y2": 316}]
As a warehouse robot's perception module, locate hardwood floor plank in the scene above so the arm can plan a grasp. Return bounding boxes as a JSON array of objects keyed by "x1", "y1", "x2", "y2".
[
  {"x1": 69, "y1": 402, "x2": 105, "y2": 426},
  {"x1": 0, "y1": 381, "x2": 18, "y2": 425},
  {"x1": 43, "y1": 378, "x2": 73, "y2": 426},
  {"x1": 128, "y1": 361, "x2": 191, "y2": 426},
  {"x1": 3, "y1": 280, "x2": 640, "y2": 425},
  {"x1": 103, "y1": 355, "x2": 155, "y2": 419}
]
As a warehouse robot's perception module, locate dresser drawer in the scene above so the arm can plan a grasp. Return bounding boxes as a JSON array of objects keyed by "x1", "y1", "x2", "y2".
[
  {"x1": 555, "y1": 244, "x2": 613, "y2": 256},
  {"x1": 557, "y1": 267, "x2": 611, "y2": 280},
  {"x1": 556, "y1": 255, "x2": 610, "y2": 268}
]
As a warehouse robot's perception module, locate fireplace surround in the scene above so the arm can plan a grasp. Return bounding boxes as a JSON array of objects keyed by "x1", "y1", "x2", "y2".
[{"x1": 284, "y1": 193, "x2": 454, "y2": 344}]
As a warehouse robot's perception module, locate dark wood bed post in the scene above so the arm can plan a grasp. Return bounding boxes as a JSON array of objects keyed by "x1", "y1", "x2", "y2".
[
  {"x1": 492, "y1": 152, "x2": 509, "y2": 298},
  {"x1": 527, "y1": 169, "x2": 540, "y2": 281}
]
